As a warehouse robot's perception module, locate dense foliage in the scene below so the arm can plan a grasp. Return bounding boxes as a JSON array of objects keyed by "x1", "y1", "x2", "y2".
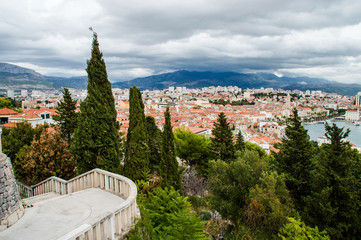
[
  {"x1": 71, "y1": 32, "x2": 121, "y2": 174},
  {"x1": 53, "y1": 88, "x2": 78, "y2": 144},
  {"x1": 124, "y1": 85, "x2": 150, "y2": 181},
  {"x1": 145, "y1": 116, "x2": 162, "y2": 173},
  {"x1": 273, "y1": 108, "x2": 314, "y2": 210},
  {"x1": 0, "y1": 97, "x2": 14, "y2": 109},
  {"x1": 16, "y1": 127, "x2": 76, "y2": 185},
  {"x1": 278, "y1": 218, "x2": 330, "y2": 240},
  {"x1": 160, "y1": 106, "x2": 182, "y2": 190},
  {"x1": 174, "y1": 128, "x2": 212, "y2": 175},
  {"x1": 2, "y1": 122, "x2": 35, "y2": 162},
  {"x1": 207, "y1": 149, "x2": 294, "y2": 237},
  {"x1": 273, "y1": 110, "x2": 361, "y2": 239},
  {"x1": 126, "y1": 187, "x2": 207, "y2": 240},
  {"x1": 235, "y1": 130, "x2": 246, "y2": 152},
  {"x1": 0, "y1": 97, "x2": 22, "y2": 111},
  {"x1": 2, "y1": 122, "x2": 49, "y2": 181},
  {"x1": 211, "y1": 112, "x2": 235, "y2": 163},
  {"x1": 302, "y1": 123, "x2": 361, "y2": 239}
]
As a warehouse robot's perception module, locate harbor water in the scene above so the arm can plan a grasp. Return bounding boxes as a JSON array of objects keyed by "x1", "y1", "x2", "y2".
[{"x1": 304, "y1": 121, "x2": 361, "y2": 148}]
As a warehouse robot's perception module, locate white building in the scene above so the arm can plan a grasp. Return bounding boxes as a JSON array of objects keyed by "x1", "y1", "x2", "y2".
[
  {"x1": 356, "y1": 92, "x2": 361, "y2": 108},
  {"x1": 8, "y1": 108, "x2": 57, "y2": 127},
  {"x1": 21, "y1": 90, "x2": 28, "y2": 97},
  {"x1": 7, "y1": 90, "x2": 14, "y2": 98},
  {"x1": 345, "y1": 110, "x2": 360, "y2": 122}
]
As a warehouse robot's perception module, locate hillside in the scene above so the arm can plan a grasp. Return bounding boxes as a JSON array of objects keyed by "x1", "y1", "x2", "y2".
[
  {"x1": 0, "y1": 63, "x2": 53, "y2": 89},
  {"x1": 45, "y1": 76, "x2": 88, "y2": 89},
  {"x1": 2, "y1": 63, "x2": 361, "y2": 95},
  {"x1": 0, "y1": 63, "x2": 87, "y2": 90},
  {"x1": 112, "y1": 70, "x2": 361, "y2": 95}
]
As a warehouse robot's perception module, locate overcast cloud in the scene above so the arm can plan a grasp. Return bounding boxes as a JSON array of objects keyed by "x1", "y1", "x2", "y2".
[{"x1": 1, "y1": 0, "x2": 361, "y2": 83}]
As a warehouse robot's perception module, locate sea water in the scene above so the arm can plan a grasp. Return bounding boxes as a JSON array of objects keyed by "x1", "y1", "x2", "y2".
[{"x1": 304, "y1": 121, "x2": 361, "y2": 148}]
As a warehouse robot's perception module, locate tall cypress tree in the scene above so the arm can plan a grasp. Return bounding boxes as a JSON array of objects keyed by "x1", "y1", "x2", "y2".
[
  {"x1": 53, "y1": 88, "x2": 78, "y2": 144},
  {"x1": 124, "y1": 85, "x2": 150, "y2": 182},
  {"x1": 161, "y1": 106, "x2": 182, "y2": 191},
  {"x1": 211, "y1": 112, "x2": 235, "y2": 163},
  {"x1": 71, "y1": 32, "x2": 121, "y2": 174},
  {"x1": 145, "y1": 116, "x2": 163, "y2": 173}
]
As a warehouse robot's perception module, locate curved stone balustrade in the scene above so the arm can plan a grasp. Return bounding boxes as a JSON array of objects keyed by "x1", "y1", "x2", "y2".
[{"x1": 17, "y1": 169, "x2": 138, "y2": 239}]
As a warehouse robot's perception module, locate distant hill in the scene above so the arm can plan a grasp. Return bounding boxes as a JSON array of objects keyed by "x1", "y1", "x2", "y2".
[
  {"x1": 45, "y1": 76, "x2": 88, "y2": 89},
  {"x1": 2, "y1": 63, "x2": 361, "y2": 95},
  {"x1": 0, "y1": 63, "x2": 87, "y2": 90},
  {"x1": 0, "y1": 63, "x2": 53, "y2": 89},
  {"x1": 113, "y1": 70, "x2": 361, "y2": 96}
]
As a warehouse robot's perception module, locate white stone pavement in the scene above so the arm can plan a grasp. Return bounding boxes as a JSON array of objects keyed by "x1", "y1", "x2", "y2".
[{"x1": 0, "y1": 188, "x2": 125, "y2": 240}]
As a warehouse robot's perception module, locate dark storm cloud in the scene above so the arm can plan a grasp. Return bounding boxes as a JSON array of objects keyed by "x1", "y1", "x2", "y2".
[{"x1": 1, "y1": 0, "x2": 361, "y2": 83}]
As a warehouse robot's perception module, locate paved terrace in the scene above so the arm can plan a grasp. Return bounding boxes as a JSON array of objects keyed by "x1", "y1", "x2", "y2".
[
  {"x1": 0, "y1": 169, "x2": 138, "y2": 240},
  {"x1": 0, "y1": 188, "x2": 125, "y2": 240}
]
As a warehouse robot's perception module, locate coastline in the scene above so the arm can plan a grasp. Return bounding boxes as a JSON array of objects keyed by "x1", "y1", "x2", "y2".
[{"x1": 303, "y1": 120, "x2": 361, "y2": 149}]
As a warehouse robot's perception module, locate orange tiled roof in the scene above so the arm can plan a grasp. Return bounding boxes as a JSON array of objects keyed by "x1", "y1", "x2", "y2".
[
  {"x1": 10, "y1": 108, "x2": 58, "y2": 120},
  {"x1": 0, "y1": 122, "x2": 17, "y2": 128},
  {"x1": 0, "y1": 108, "x2": 18, "y2": 115}
]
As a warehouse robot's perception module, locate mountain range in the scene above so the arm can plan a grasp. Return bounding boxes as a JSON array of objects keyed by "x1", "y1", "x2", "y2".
[
  {"x1": 1, "y1": 63, "x2": 361, "y2": 96},
  {"x1": 112, "y1": 70, "x2": 361, "y2": 96},
  {"x1": 0, "y1": 63, "x2": 87, "y2": 90}
]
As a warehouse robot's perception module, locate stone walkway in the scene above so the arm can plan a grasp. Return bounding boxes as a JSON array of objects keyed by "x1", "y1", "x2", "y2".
[{"x1": 0, "y1": 188, "x2": 125, "y2": 240}]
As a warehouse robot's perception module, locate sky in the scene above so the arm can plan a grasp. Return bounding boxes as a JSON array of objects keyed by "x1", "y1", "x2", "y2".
[{"x1": 1, "y1": 0, "x2": 361, "y2": 83}]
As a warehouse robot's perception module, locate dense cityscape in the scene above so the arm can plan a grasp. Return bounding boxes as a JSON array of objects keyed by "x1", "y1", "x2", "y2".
[{"x1": 2, "y1": 86, "x2": 361, "y2": 153}]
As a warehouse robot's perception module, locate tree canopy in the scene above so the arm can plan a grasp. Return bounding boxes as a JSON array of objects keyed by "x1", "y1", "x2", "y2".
[
  {"x1": 211, "y1": 112, "x2": 235, "y2": 163},
  {"x1": 2, "y1": 122, "x2": 49, "y2": 181},
  {"x1": 160, "y1": 106, "x2": 182, "y2": 191},
  {"x1": 278, "y1": 217, "x2": 330, "y2": 240},
  {"x1": 235, "y1": 130, "x2": 246, "y2": 152},
  {"x1": 124, "y1": 85, "x2": 150, "y2": 182},
  {"x1": 145, "y1": 116, "x2": 162, "y2": 173},
  {"x1": 174, "y1": 128, "x2": 212, "y2": 175},
  {"x1": 208, "y1": 149, "x2": 294, "y2": 236},
  {"x1": 16, "y1": 127, "x2": 76, "y2": 185},
  {"x1": 303, "y1": 123, "x2": 361, "y2": 239},
  {"x1": 273, "y1": 108, "x2": 314, "y2": 210},
  {"x1": 53, "y1": 88, "x2": 78, "y2": 144},
  {"x1": 126, "y1": 187, "x2": 207, "y2": 240},
  {"x1": 71, "y1": 32, "x2": 121, "y2": 174}
]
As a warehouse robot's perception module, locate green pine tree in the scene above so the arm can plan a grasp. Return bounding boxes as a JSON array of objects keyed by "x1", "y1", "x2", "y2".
[
  {"x1": 273, "y1": 108, "x2": 314, "y2": 210},
  {"x1": 145, "y1": 116, "x2": 162, "y2": 173},
  {"x1": 53, "y1": 88, "x2": 78, "y2": 144},
  {"x1": 124, "y1": 85, "x2": 150, "y2": 182},
  {"x1": 161, "y1": 106, "x2": 182, "y2": 191},
  {"x1": 211, "y1": 112, "x2": 235, "y2": 163},
  {"x1": 303, "y1": 123, "x2": 361, "y2": 239},
  {"x1": 71, "y1": 32, "x2": 121, "y2": 174},
  {"x1": 235, "y1": 130, "x2": 245, "y2": 152}
]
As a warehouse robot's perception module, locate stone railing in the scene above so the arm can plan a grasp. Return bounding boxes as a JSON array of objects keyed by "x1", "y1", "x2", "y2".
[
  {"x1": 16, "y1": 181, "x2": 33, "y2": 198},
  {"x1": 17, "y1": 169, "x2": 138, "y2": 239}
]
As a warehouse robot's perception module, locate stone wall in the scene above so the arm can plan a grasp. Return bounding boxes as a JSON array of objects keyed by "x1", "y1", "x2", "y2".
[{"x1": 0, "y1": 153, "x2": 24, "y2": 232}]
